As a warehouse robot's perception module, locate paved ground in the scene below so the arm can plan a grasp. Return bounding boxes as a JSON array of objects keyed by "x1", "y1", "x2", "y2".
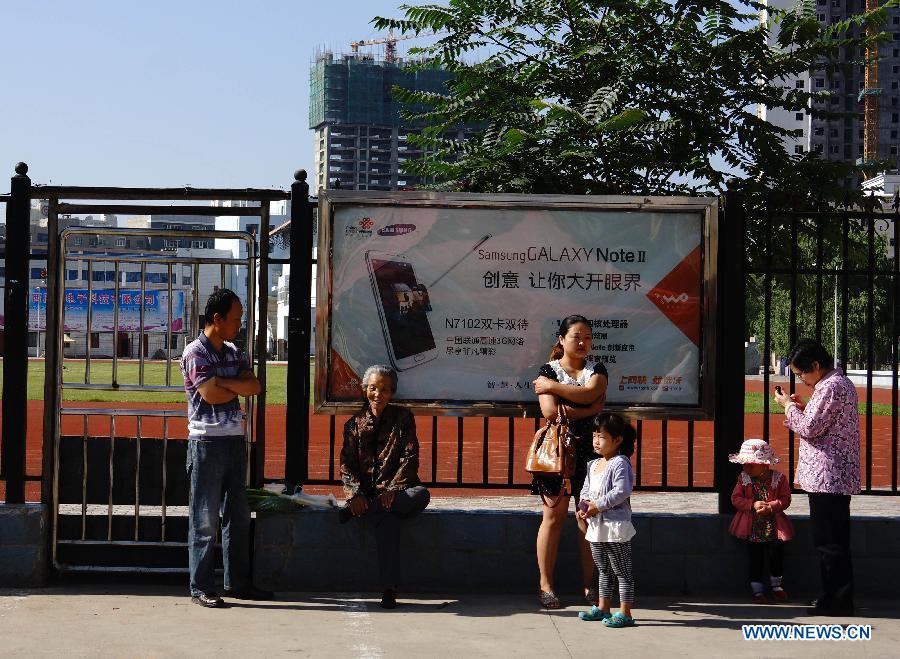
[
  {"x1": 0, "y1": 583, "x2": 897, "y2": 658},
  {"x1": 53, "y1": 490, "x2": 900, "y2": 523},
  {"x1": 424, "y1": 492, "x2": 900, "y2": 516}
]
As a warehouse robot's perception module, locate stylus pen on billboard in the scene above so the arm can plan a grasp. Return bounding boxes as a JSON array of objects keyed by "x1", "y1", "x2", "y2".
[{"x1": 429, "y1": 234, "x2": 492, "y2": 288}]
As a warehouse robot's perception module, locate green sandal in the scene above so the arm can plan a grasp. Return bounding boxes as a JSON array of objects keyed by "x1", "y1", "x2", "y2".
[
  {"x1": 579, "y1": 605, "x2": 612, "y2": 621},
  {"x1": 602, "y1": 612, "x2": 636, "y2": 628}
]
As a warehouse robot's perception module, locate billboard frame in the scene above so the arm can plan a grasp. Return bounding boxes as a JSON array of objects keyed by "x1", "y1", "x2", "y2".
[{"x1": 315, "y1": 191, "x2": 719, "y2": 420}]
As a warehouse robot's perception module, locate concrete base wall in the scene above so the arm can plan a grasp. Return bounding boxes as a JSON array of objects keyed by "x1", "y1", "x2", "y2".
[
  {"x1": 2, "y1": 503, "x2": 896, "y2": 595},
  {"x1": 0, "y1": 504, "x2": 48, "y2": 587},
  {"x1": 254, "y1": 509, "x2": 900, "y2": 597}
]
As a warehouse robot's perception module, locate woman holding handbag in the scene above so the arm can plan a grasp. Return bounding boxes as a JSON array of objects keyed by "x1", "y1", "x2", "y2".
[{"x1": 531, "y1": 315, "x2": 608, "y2": 610}]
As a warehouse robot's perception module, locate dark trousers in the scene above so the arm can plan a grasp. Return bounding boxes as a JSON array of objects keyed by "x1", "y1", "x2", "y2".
[
  {"x1": 746, "y1": 539, "x2": 784, "y2": 583},
  {"x1": 360, "y1": 486, "x2": 430, "y2": 590},
  {"x1": 187, "y1": 437, "x2": 250, "y2": 597},
  {"x1": 808, "y1": 492, "x2": 854, "y2": 611}
]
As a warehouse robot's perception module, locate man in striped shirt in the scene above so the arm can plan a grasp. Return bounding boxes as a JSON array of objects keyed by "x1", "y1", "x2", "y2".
[{"x1": 180, "y1": 289, "x2": 270, "y2": 608}]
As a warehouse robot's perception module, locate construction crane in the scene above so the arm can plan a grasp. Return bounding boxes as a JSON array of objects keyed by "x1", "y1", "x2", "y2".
[
  {"x1": 350, "y1": 29, "x2": 445, "y2": 63},
  {"x1": 859, "y1": 0, "x2": 881, "y2": 172}
]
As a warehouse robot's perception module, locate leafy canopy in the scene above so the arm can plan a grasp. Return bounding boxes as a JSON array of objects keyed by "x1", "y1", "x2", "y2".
[{"x1": 374, "y1": 0, "x2": 897, "y2": 202}]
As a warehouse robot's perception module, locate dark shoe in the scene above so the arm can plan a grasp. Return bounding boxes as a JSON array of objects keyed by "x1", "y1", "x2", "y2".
[
  {"x1": 752, "y1": 592, "x2": 768, "y2": 605},
  {"x1": 191, "y1": 592, "x2": 225, "y2": 608},
  {"x1": 338, "y1": 506, "x2": 354, "y2": 524},
  {"x1": 225, "y1": 585, "x2": 274, "y2": 601},
  {"x1": 380, "y1": 588, "x2": 398, "y2": 609},
  {"x1": 539, "y1": 590, "x2": 562, "y2": 610}
]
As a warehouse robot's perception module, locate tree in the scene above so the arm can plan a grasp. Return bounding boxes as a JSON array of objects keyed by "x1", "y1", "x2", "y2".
[
  {"x1": 374, "y1": 1, "x2": 898, "y2": 366},
  {"x1": 374, "y1": 0, "x2": 894, "y2": 204},
  {"x1": 745, "y1": 217, "x2": 894, "y2": 367}
]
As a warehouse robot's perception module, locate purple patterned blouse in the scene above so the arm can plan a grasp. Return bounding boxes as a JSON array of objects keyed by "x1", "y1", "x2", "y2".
[{"x1": 784, "y1": 369, "x2": 860, "y2": 495}]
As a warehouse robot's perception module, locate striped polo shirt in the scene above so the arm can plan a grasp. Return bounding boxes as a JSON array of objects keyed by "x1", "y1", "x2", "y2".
[{"x1": 180, "y1": 332, "x2": 250, "y2": 438}]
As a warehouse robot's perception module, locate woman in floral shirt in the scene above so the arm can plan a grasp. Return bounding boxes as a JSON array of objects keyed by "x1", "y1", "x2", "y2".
[
  {"x1": 339, "y1": 364, "x2": 430, "y2": 609},
  {"x1": 774, "y1": 339, "x2": 859, "y2": 616}
]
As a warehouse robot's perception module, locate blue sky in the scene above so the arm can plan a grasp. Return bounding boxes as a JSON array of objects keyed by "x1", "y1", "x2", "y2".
[{"x1": 0, "y1": 1, "x2": 416, "y2": 189}]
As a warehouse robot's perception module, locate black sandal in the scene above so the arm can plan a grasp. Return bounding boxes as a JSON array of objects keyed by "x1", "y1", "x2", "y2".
[{"x1": 539, "y1": 590, "x2": 562, "y2": 610}]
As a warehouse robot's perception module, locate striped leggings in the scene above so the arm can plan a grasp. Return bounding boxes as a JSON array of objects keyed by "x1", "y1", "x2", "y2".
[{"x1": 590, "y1": 541, "x2": 634, "y2": 604}]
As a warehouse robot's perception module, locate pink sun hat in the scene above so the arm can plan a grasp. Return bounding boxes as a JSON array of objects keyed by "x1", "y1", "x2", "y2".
[{"x1": 728, "y1": 438, "x2": 781, "y2": 465}]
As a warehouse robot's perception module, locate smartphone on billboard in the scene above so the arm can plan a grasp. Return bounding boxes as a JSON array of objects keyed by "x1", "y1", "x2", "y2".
[{"x1": 365, "y1": 251, "x2": 438, "y2": 371}]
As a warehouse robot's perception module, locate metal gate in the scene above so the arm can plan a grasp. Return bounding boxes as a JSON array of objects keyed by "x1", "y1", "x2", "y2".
[{"x1": 48, "y1": 223, "x2": 258, "y2": 572}]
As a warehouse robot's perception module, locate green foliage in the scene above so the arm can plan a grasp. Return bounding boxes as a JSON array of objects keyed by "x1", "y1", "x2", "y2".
[
  {"x1": 246, "y1": 488, "x2": 300, "y2": 513},
  {"x1": 373, "y1": 0, "x2": 896, "y2": 204},
  {"x1": 745, "y1": 216, "x2": 895, "y2": 366}
]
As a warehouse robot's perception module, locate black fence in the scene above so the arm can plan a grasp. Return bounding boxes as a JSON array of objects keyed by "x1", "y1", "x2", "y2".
[
  {"x1": 744, "y1": 204, "x2": 899, "y2": 494},
  {"x1": 3, "y1": 167, "x2": 898, "y2": 506},
  {"x1": 0, "y1": 163, "x2": 292, "y2": 505},
  {"x1": 299, "y1": 414, "x2": 714, "y2": 493}
]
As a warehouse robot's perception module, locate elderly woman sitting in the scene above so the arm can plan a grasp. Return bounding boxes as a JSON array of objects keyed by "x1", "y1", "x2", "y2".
[{"x1": 339, "y1": 364, "x2": 431, "y2": 609}]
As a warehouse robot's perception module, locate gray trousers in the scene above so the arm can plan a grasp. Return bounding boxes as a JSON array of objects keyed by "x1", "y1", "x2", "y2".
[{"x1": 360, "y1": 486, "x2": 430, "y2": 590}]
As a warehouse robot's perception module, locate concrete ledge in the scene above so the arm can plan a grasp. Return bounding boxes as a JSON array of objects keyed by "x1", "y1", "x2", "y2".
[
  {"x1": 254, "y1": 508, "x2": 900, "y2": 597},
  {"x1": 0, "y1": 504, "x2": 48, "y2": 587}
]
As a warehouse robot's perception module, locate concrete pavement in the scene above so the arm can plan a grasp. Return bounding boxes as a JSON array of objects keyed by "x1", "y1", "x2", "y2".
[
  {"x1": 422, "y1": 492, "x2": 900, "y2": 516},
  {"x1": 1, "y1": 583, "x2": 897, "y2": 658}
]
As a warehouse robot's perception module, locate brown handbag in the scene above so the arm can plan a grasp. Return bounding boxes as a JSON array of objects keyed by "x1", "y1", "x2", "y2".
[{"x1": 526, "y1": 405, "x2": 577, "y2": 507}]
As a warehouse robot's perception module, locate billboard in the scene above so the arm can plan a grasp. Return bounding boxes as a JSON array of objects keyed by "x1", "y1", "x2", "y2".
[
  {"x1": 316, "y1": 192, "x2": 718, "y2": 418},
  {"x1": 18, "y1": 288, "x2": 185, "y2": 332}
]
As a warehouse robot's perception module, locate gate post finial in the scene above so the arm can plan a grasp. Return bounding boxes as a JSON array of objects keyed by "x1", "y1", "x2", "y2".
[
  {"x1": 284, "y1": 167, "x2": 313, "y2": 492},
  {"x1": 2, "y1": 161, "x2": 32, "y2": 503}
]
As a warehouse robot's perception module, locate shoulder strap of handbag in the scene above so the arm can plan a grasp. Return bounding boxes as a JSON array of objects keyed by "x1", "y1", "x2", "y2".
[{"x1": 556, "y1": 403, "x2": 568, "y2": 425}]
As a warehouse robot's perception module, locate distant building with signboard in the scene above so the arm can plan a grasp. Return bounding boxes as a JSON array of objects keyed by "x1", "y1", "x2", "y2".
[{"x1": 0, "y1": 201, "x2": 288, "y2": 358}]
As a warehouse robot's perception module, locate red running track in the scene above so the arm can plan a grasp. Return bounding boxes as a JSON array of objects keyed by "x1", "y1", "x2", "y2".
[{"x1": 3, "y1": 381, "x2": 898, "y2": 501}]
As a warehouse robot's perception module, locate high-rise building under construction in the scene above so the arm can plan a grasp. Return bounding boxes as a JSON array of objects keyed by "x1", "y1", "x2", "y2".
[
  {"x1": 309, "y1": 52, "x2": 476, "y2": 192},
  {"x1": 759, "y1": 0, "x2": 900, "y2": 166}
]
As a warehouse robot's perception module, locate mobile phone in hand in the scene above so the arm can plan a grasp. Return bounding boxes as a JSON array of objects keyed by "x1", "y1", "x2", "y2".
[
  {"x1": 577, "y1": 500, "x2": 589, "y2": 513},
  {"x1": 775, "y1": 385, "x2": 783, "y2": 395}
]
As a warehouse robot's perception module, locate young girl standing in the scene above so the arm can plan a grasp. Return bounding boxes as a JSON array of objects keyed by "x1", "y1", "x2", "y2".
[
  {"x1": 576, "y1": 412, "x2": 637, "y2": 628},
  {"x1": 728, "y1": 439, "x2": 794, "y2": 603},
  {"x1": 532, "y1": 315, "x2": 608, "y2": 610}
]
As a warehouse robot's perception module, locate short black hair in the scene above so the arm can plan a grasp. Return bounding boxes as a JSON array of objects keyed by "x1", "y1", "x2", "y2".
[
  {"x1": 788, "y1": 338, "x2": 831, "y2": 373},
  {"x1": 204, "y1": 289, "x2": 241, "y2": 326},
  {"x1": 592, "y1": 412, "x2": 636, "y2": 457}
]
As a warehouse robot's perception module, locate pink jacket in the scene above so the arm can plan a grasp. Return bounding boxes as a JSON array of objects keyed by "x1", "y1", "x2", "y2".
[{"x1": 729, "y1": 470, "x2": 794, "y2": 542}]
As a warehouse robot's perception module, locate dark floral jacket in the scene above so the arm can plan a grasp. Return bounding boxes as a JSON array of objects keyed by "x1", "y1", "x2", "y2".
[{"x1": 340, "y1": 404, "x2": 422, "y2": 499}]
